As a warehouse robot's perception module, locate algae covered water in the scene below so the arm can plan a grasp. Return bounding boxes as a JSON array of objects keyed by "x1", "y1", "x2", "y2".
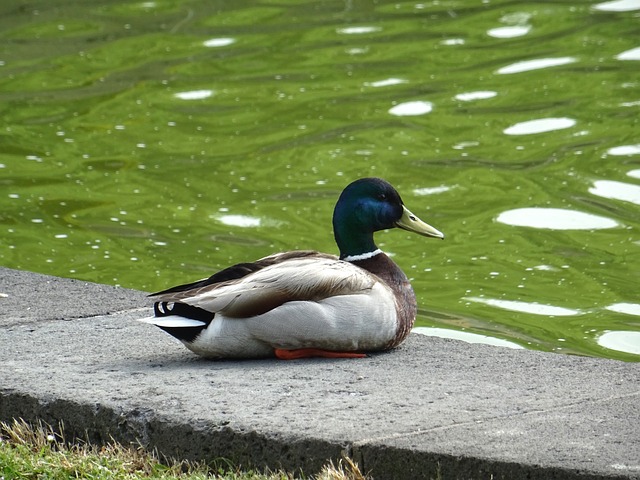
[{"x1": 1, "y1": 0, "x2": 639, "y2": 360}]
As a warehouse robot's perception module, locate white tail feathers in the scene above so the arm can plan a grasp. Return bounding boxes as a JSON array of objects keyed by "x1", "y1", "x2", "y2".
[{"x1": 137, "y1": 316, "x2": 207, "y2": 328}]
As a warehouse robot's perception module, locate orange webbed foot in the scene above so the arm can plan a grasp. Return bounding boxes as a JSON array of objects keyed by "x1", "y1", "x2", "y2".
[{"x1": 274, "y1": 348, "x2": 367, "y2": 360}]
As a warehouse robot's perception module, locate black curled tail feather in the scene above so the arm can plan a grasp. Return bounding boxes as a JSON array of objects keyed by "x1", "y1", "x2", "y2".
[
  {"x1": 154, "y1": 301, "x2": 215, "y2": 323},
  {"x1": 152, "y1": 301, "x2": 214, "y2": 343}
]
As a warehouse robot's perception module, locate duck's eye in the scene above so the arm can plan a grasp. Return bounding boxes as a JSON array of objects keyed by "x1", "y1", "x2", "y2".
[{"x1": 377, "y1": 193, "x2": 387, "y2": 201}]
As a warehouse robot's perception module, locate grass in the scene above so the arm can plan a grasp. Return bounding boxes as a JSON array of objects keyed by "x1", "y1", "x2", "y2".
[{"x1": 0, "y1": 419, "x2": 368, "y2": 480}]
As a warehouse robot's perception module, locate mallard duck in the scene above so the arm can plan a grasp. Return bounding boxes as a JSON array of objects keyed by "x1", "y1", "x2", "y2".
[{"x1": 140, "y1": 177, "x2": 444, "y2": 359}]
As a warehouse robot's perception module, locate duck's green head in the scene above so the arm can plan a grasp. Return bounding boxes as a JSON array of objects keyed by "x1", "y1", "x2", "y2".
[{"x1": 332, "y1": 177, "x2": 444, "y2": 260}]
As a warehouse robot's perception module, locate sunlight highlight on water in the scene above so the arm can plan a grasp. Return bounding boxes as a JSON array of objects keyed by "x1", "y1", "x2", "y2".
[
  {"x1": 487, "y1": 25, "x2": 531, "y2": 38},
  {"x1": 174, "y1": 90, "x2": 214, "y2": 100},
  {"x1": 589, "y1": 180, "x2": 640, "y2": 205},
  {"x1": 364, "y1": 78, "x2": 407, "y2": 88},
  {"x1": 336, "y1": 26, "x2": 381, "y2": 34},
  {"x1": 597, "y1": 331, "x2": 640, "y2": 355},
  {"x1": 388, "y1": 101, "x2": 433, "y2": 116},
  {"x1": 203, "y1": 38, "x2": 236, "y2": 48},
  {"x1": 414, "y1": 327, "x2": 524, "y2": 349},
  {"x1": 455, "y1": 91, "x2": 497, "y2": 101},
  {"x1": 464, "y1": 297, "x2": 582, "y2": 316},
  {"x1": 503, "y1": 118, "x2": 576, "y2": 135},
  {"x1": 606, "y1": 303, "x2": 640, "y2": 316},
  {"x1": 606, "y1": 145, "x2": 640, "y2": 156},
  {"x1": 593, "y1": 0, "x2": 640, "y2": 11},
  {"x1": 496, "y1": 208, "x2": 619, "y2": 230},
  {"x1": 1, "y1": 0, "x2": 638, "y2": 361},
  {"x1": 413, "y1": 186, "x2": 452, "y2": 196},
  {"x1": 616, "y1": 47, "x2": 640, "y2": 61},
  {"x1": 215, "y1": 215, "x2": 262, "y2": 228},
  {"x1": 496, "y1": 57, "x2": 577, "y2": 74}
]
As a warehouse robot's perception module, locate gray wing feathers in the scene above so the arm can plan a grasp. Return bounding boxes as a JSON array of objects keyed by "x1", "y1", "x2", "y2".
[{"x1": 154, "y1": 257, "x2": 377, "y2": 318}]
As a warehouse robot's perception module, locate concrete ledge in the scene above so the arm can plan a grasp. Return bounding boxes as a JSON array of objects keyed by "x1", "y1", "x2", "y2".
[{"x1": 1, "y1": 266, "x2": 638, "y2": 479}]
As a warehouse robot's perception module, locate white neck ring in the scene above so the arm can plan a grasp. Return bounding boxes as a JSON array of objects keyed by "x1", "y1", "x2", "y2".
[{"x1": 342, "y1": 249, "x2": 383, "y2": 262}]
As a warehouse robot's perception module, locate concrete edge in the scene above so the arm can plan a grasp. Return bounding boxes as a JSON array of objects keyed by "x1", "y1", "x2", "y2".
[
  {"x1": 1, "y1": 387, "x2": 630, "y2": 480},
  {"x1": 1, "y1": 267, "x2": 637, "y2": 479}
]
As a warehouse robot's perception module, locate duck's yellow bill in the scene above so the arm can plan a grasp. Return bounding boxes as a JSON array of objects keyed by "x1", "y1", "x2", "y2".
[{"x1": 395, "y1": 206, "x2": 444, "y2": 239}]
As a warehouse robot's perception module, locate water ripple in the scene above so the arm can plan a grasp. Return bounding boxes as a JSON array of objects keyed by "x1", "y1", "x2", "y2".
[
  {"x1": 174, "y1": 90, "x2": 214, "y2": 100},
  {"x1": 606, "y1": 303, "x2": 640, "y2": 316},
  {"x1": 616, "y1": 46, "x2": 640, "y2": 61},
  {"x1": 388, "y1": 101, "x2": 433, "y2": 116},
  {"x1": 496, "y1": 208, "x2": 619, "y2": 230},
  {"x1": 497, "y1": 57, "x2": 577, "y2": 75},
  {"x1": 203, "y1": 38, "x2": 236, "y2": 48},
  {"x1": 464, "y1": 297, "x2": 582, "y2": 317},
  {"x1": 364, "y1": 78, "x2": 407, "y2": 88},
  {"x1": 597, "y1": 331, "x2": 640, "y2": 356},
  {"x1": 589, "y1": 180, "x2": 640, "y2": 205},
  {"x1": 414, "y1": 327, "x2": 524, "y2": 349},
  {"x1": 487, "y1": 25, "x2": 531, "y2": 38},
  {"x1": 336, "y1": 26, "x2": 381, "y2": 35},
  {"x1": 503, "y1": 117, "x2": 576, "y2": 135},
  {"x1": 214, "y1": 214, "x2": 262, "y2": 228},
  {"x1": 455, "y1": 91, "x2": 497, "y2": 101},
  {"x1": 593, "y1": 0, "x2": 640, "y2": 11},
  {"x1": 606, "y1": 144, "x2": 640, "y2": 156}
]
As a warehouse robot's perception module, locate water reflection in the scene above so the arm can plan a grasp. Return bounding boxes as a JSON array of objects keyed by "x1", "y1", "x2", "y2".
[
  {"x1": 497, "y1": 57, "x2": 577, "y2": 75},
  {"x1": 455, "y1": 91, "x2": 497, "y2": 101},
  {"x1": 606, "y1": 144, "x2": 640, "y2": 156},
  {"x1": 364, "y1": 78, "x2": 407, "y2": 87},
  {"x1": 452, "y1": 141, "x2": 479, "y2": 150},
  {"x1": 496, "y1": 208, "x2": 619, "y2": 230},
  {"x1": 413, "y1": 185, "x2": 452, "y2": 196},
  {"x1": 203, "y1": 38, "x2": 236, "y2": 48},
  {"x1": 215, "y1": 214, "x2": 262, "y2": 228},
  {"x1": 2, "y1": 0, "x2": 639, "y2": 361},
  {"x1": 593, "y1": 0, "x2": 640, "y2": 11},
  {"x1": 440, "y1": 38, "x2": 465, "y2": 46},
  {"x1": 616, "y1": 46, "x2": 640, "y2": 61},
  {"x1": 464, "y1": 297, "x2": 582, "y2": 316},
  {"x1": 174, "y1": 90, "x2": 214, "y2": 100},
  {"x1": 336, "y1": 26, "x2": 381, "y2": 34},
  {"x1": 503, "y1": 117, "x2": 576, "y2": 135},
  {"x1": 605, "y1": 303, "x2": 640, "y2": 316},
  {"x1": 413, "y1": 327, "x2": 524, "y2": 349},
  {"x1": 388, "y1": 101, "x2": 433, "y2": 116},
  {"x1": 589, "y1": 180, "x2": 640, "y2": 205},
  {"x1": 487, "y1": 12, "x2": 532, "y2": 39},
  {"x1": 487, "y1": 26, "x2": 531, "y2": 39},
  {"x1": 597, "y1": 331, "x2": 640, "y2": 355}
]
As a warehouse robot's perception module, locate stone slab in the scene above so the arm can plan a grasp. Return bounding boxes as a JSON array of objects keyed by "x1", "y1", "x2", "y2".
[{"x1": 0, "y1": 267, "x2": 638, "y2": 479}]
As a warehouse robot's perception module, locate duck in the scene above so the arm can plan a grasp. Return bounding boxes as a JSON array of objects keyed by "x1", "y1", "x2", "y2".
[{"x1": 139, "y1": 177, "x2": 444, "y2": 359}]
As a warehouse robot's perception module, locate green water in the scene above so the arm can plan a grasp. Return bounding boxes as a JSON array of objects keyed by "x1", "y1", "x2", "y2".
[{"x1": 1, "y1": 0, "x2": 639, "y2": 361}]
